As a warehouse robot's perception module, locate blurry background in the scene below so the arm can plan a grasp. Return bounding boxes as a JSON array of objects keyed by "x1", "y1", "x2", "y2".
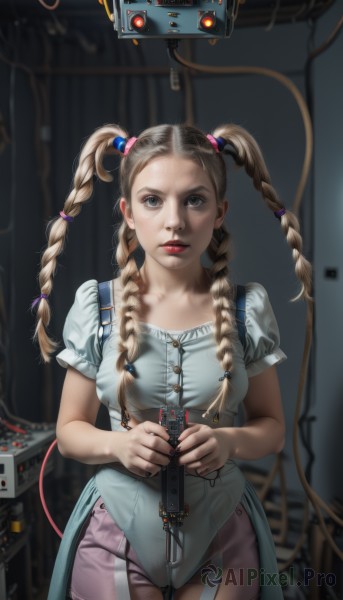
[{"x1": 0, "y1": 0, "x2": 342, "y2": 597}]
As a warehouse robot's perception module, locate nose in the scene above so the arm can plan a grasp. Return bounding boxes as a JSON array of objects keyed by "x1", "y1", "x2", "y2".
[{"x1": 164, "y1": 201, "x2": 185, "y2": 231}]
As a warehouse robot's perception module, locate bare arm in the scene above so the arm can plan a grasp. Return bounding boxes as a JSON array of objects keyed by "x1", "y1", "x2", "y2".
[
  {"x1": 223, "y1": 364, "x2": 285, "y2": 460},
  {"x1": 56, "y1": 367, "x2": 171, "y2": 475},
  {"x1": 178, "y1": 366, "x2": 285, "y2": 473}
]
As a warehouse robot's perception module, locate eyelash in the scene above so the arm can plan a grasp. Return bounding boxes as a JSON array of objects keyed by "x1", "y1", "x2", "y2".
[{"x1": 142, "y1": 195, "x2": 205, "y2": 208}]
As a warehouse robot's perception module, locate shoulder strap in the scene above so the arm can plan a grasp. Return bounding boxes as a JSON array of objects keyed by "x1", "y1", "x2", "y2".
[
  {"x1": 98, "y1": 281, "x2": 247, "y2": 351},
  {"x1": 235, "y1": 284, "x2": 247, "y2": 351},
  {"x1": 98, "y1": 280, "x2": 113, "y2": 348}
]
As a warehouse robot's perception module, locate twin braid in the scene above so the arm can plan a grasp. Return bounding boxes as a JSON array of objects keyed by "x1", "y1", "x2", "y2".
[
  {"x1": 213, "y1": 124, "x2": 312, "y2": 302},
  {"x1": 33, "y1": 125, "x2": 127, "y2": 362},
  {"x1": 204, "y1": 225, "x2": 235, "y2": 418},
  {"x1": 115, "y1": 221, "x2": 141, "y2": 420}
]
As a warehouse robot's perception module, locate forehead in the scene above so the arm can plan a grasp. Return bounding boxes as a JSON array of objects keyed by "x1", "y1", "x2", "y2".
[{"x1": 131, "y1": 154, "x2": 215, "y2": 193}]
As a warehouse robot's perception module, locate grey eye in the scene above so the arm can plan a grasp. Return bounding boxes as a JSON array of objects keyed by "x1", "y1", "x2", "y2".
[
  {"x1": 187, "y1": 196, "x2": 204, "y2": 207},
  {"x1": 144, "y1": 196, "x2": 160, "y2": 207}
]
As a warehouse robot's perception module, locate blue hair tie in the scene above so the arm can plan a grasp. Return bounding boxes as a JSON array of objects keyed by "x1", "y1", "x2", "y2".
[
  {"x1": 215, "y1": 136, "x2": 227, "y2": 152},
  {"x1": 124, "y1": 362, "x2": 137, "y2": 377},
  {"x1": 218, "y1": 370, "x2": 231, "y2": 382},
  {"x1": 113, "y1": 136, "x2": 126, "y2": 153}
]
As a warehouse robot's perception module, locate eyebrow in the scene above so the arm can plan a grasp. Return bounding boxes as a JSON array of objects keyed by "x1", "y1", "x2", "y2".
[{"x1": 136, "y1": 185, "x2": 212, "y2": 195}]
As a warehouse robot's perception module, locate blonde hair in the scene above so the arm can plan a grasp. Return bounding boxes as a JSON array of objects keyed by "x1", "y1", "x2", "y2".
[{"x1": 33, "y1": 122, "x2": 312, "y2": 421}]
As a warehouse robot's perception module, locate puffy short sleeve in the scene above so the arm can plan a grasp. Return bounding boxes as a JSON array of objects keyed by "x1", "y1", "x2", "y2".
[
  {"x1": 243, "y1": 282, "x2": 286, "y2": 377},
  {"x1": 56, "y1": 280, "x2": 101, "y2": 379}
]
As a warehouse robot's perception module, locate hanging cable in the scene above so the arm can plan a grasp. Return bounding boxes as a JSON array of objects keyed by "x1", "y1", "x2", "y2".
[
  {"x1": 99, "y1": 0, "x2": 113, "y2": 22},
  {"x1": 169, "y1": 45, "x2": 313, "y2": 217},
  {"x1": 306, "y1": 13, "x2": 343, "y2": 72},
  {"x1": 37, "y1": 0, "x2": 60, "y2": 10},
  {"x1": 39, "y1": 439, "x2": 63, "y2": 539},
  {"x1": 167, "y1": 42, "x2": 343, "y2": 564}
]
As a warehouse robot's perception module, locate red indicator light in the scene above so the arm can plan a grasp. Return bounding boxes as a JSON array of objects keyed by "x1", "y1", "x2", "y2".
[
  {"x1": 199, "y1": 11, "x2": 216, "y2": 31},
  {"x1": 130, "y1": 13, "x2": 147, "y2": 31}
]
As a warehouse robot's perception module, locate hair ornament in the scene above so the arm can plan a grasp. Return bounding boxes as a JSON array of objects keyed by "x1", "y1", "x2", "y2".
[
  {"x1": 218, "y1": 370, "x2": 232, "y2": 381},
  {"x1": 274, "y1": 208, "x2": 286, "y2": 220},
  {"x1": 59, "y1": 211, "x2": 74, "y2": 223},
  {"x1": 113, "y1": 136, "x2": 126, "y2": 153},
  {"x1": 124, "y1": 362, "x2": 137, "y2": 377},
  {"x1": 206, "y1": 134, "x2": 220, "y2": 153},
  {"x1": 206, "y1": 134, "x2": 226, "y2": 153},
  {"x1": 123, "y1": 137, "x2": 138, "y2": 156},
  {"x1": 31, "y1": 293, "x2": 48, "y2": 309},
  {"x1": 113, "y1": 136, "x2": 138, "y2": 156},
  {"x1": 121, "y1": 410, "x2": 132, "y2": 431}
]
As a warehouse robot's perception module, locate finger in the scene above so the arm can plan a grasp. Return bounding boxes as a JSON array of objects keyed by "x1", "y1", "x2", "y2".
[
  {"x1": 178, "y1": 446, "x2": 212, "y2": 466},
  {"x1": 177, "y1": 430, "x2": 210, "y2": 453},
  {"x1": 196, "y1": 463, "x2": 220, "y2": 476},
  {"x1": 141, "y1": 432, "x2": 172, "y2": 457},
  {"x1": 142, "y1": 421, "x2": 170, "y2": 441},
  {"x1": 177, "y1": 423, "x2": 201, "y2": 442},
  {"x1": 139, "y1": 444, "x2": 170, "y2": 467},
  {"x1": 130, "y1": 457, "x2": 161, "y2": 478}
]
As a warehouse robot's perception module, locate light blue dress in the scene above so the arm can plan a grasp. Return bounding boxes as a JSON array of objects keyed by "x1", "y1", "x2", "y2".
[{"x1": 48, "y1": 280, "x2": 286, "y2": 599}]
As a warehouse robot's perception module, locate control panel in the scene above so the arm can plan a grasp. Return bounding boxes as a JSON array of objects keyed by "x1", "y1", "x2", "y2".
[
  {"x1": 0, "y1": 422, "x2": 55, "y2": 498},
  {"x1": 112, "y1": 0, "x2": 235, "y2": 39}
]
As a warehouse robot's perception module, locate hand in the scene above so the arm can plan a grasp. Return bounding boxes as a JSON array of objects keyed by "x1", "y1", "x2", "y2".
[
  {"x1": 116, "y1": 421, "x2": 171, "y2": 478},
  {"x1": 177, "y1": 424, "x2": 232, "y2": 476}
]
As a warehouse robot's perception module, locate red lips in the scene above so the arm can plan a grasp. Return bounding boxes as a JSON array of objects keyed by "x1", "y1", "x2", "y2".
[{"x1": 162, "y1": 240, "x2": 188, "y2": 246}]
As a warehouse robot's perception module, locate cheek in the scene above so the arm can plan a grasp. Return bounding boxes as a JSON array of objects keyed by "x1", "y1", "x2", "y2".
[
  {"x1": 131, "y1": 214, "x2": 158, "y2": 243},
  {"x1": 194, "y1": 214, "x2": 216, "y2": 235}
]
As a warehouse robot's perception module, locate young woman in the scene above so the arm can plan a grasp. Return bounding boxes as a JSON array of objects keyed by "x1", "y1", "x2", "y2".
[{"x1": 33, "y1": 123, "x2": 312, "y2": 600}]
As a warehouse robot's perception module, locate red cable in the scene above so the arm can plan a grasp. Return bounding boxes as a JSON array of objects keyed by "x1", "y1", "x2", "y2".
[
  {"x1": 39, "y1": 439, "x2": 63, "y2": 539},
  {"x1": 0, "y1": 417, "x2": 27, "y2": 435}
]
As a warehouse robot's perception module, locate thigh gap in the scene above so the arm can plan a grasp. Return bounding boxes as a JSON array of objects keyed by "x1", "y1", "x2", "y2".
[{"x1": 69, "y1": 497, "x2": 163, "y2": 600}]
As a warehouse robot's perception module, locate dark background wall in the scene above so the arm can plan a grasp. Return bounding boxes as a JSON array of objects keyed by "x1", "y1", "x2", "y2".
[{"x1": 0, "y1": 0, "x2": 342, "y2": 507}]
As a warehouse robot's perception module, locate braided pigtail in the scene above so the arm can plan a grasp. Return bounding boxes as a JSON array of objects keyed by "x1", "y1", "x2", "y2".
[
  {"x1": 203, "y1": 224, "x2": 235, "y2": 419},
  {"x1": 115, "y1": 221, "x2": 141, "y2": 425},
  {"x1": 212, "y1": 124, "x2": 312, "y2": 301},
  {"x1": 32, "y1": 124, "x2": 128, "y2": 362}
]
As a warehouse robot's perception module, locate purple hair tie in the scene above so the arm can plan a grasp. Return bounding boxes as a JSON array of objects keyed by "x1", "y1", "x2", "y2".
[
  {"x1": 60, "y1": 211, "x2": 74, "y2": 223},
  {"x1": 31, "y1": 293, "x2": 48, "y2": 309},
  {"x1": 274, "y1": 208, "x2": 286, "y2": 219}
]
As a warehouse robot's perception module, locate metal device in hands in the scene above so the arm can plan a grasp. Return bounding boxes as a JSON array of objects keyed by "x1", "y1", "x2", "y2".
[{"x1": 159, "y1": 405, "x2": 189, "y2": 564}]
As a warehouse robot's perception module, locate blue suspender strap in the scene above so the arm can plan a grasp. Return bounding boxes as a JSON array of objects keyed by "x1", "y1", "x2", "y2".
[
  {"x1": 98, "y1": 280, "x2": 113, "y2": 348},
  {"x1": 235, "y1": 284, "x2": 247, "y2": 351}
]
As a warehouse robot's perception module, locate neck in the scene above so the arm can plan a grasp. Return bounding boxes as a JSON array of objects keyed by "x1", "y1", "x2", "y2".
[{"x1": 139, "y1": 261, "x2": 211, "y2": 296}]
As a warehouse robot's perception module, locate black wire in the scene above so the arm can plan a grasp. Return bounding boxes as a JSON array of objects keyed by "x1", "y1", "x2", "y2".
[
  {"x1": 186, "y1": 467, "x2": 222, "y2": 488},
  {"x1": 166, "y1": 39, "x2": 179, "y2": 65},
  {"x1": 293, "y1": 20, "x2": 317, "y2": 488}
]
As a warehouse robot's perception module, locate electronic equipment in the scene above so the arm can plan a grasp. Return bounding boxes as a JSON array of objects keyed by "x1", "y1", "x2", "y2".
[
  {"x1": 0, "y1": 422, "x2": 55, "y2": 498},
  {"x1": 159, "y1": 406, "x2": 188, "y2": 563},
  {"x1": 112, "y1": 0, "x2": 236, "y2": 39}
]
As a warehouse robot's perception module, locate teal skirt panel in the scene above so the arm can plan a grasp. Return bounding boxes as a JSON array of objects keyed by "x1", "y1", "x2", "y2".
[
  {"x1": 47, "y1": 478, "x2": 100, "y2": 600},
  {"x1": 241, "y1": 480, "x2": 284, "y2": 599},
  {"x1": 47, "y1": 476, "x2": 283, "y2": 600}
]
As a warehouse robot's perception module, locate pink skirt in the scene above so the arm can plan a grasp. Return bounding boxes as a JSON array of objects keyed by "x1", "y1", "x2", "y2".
[{"x1": 69, "y1": 497, "x2": 260, "y2": 600}]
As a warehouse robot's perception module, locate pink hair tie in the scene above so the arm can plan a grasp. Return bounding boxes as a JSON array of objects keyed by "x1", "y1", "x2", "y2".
[
  {"x1": 123, "y1": 137, "x2": 138, "y2": 156},
  {"x1": 206, "y1": 134, "x2": 220, "y2": 153},
  {"x1": 59, "y1": 211, "x2": 74, "y2": 222}
]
